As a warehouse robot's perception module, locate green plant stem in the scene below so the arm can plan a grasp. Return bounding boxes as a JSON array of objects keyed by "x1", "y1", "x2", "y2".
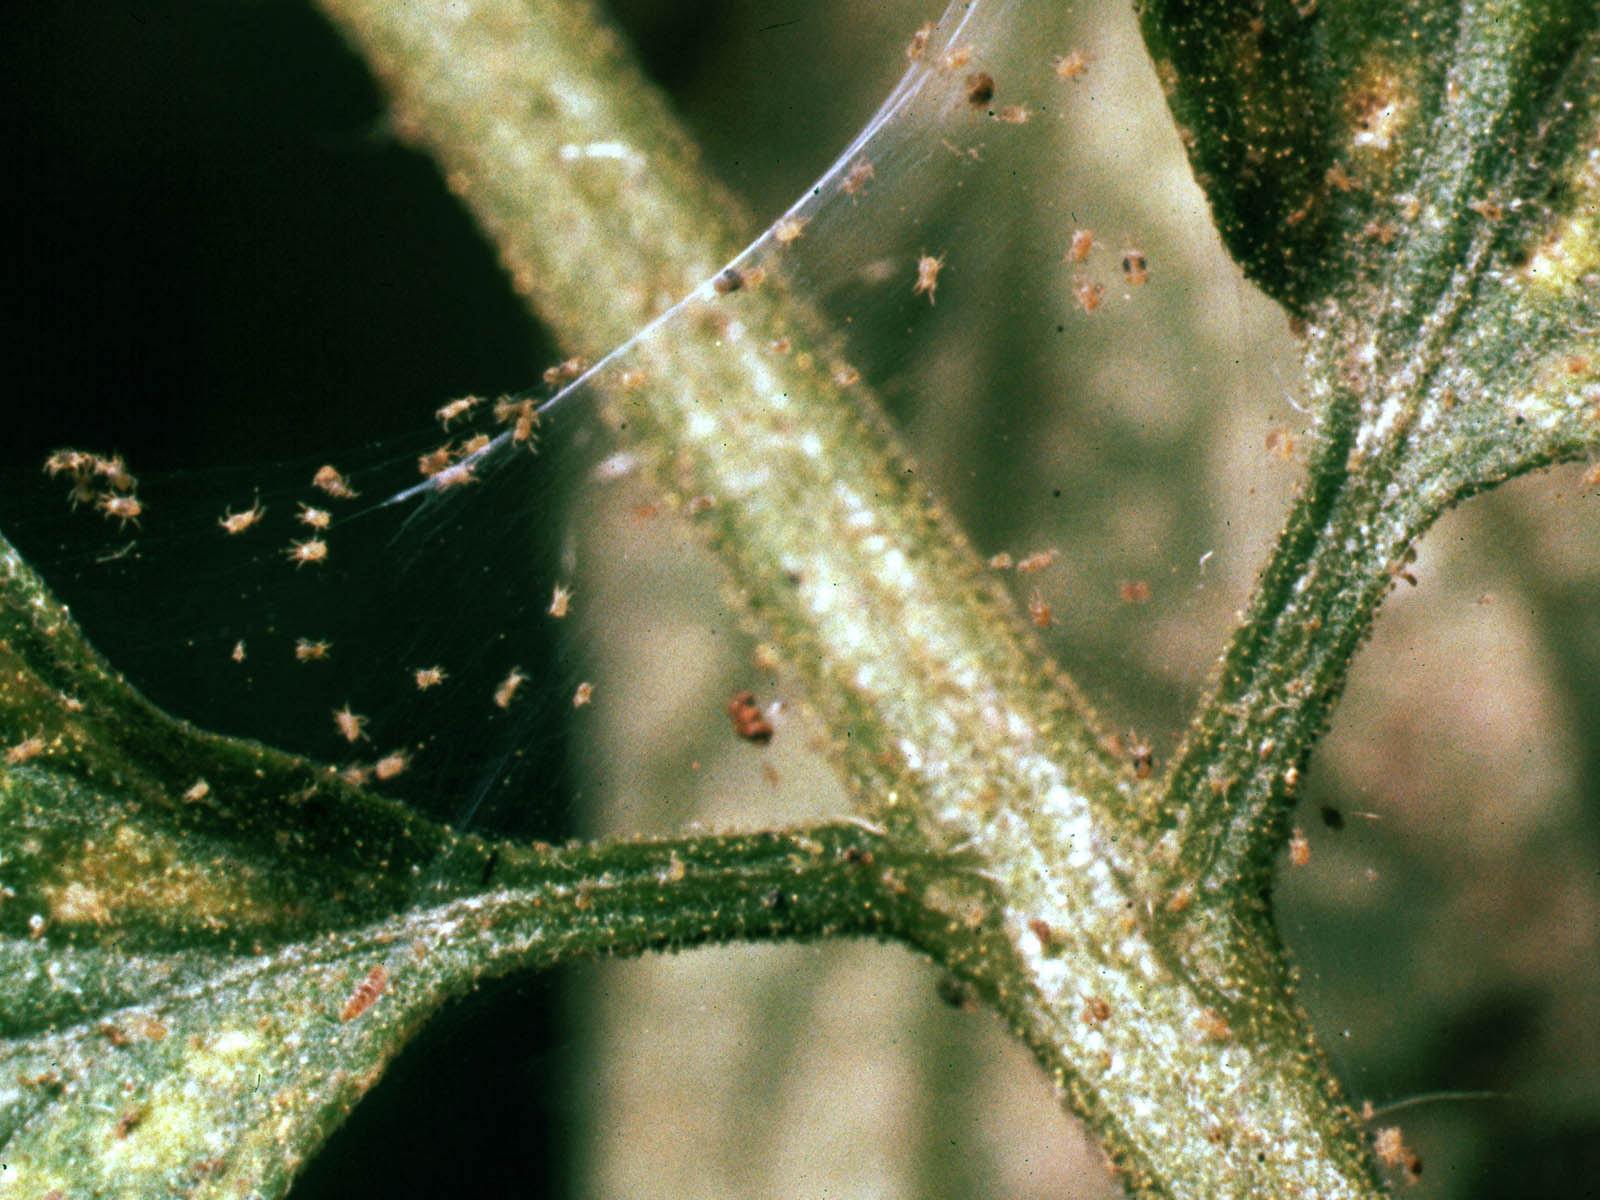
[{"x1": 312, "y1": 0, "x2": 1389, "y2": 1194}]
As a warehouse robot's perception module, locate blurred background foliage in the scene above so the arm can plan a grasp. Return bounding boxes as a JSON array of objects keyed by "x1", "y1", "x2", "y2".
[{"x1": 1, "y1": 0, "x2": 1597, "y2": 1196}]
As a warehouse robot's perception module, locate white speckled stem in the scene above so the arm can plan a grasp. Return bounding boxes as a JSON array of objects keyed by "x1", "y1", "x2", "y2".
[{"x1": 313, "y1": 0, "x2": 1387, "y2": 1193}]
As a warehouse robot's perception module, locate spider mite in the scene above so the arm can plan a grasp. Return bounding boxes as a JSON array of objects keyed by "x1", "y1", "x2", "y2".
[
  {"x1": 728, "y1": 691, "x2": 775, "y2": 744},
  {"x1": 1067, "y1": 228, "x2": 1095, "y2": 263},
  {"x1": 1126, "y1": 734, "x2": 1154, "y2": 779},
  {"x1": 296, "y1": 503, "x2": 331, "y2": 529},
  {"x1": 1027, "y1": 589, "x2": 1053, "y2": 628},
  {"x1": 374, "y1": 750, "x2": 410, "y2": 780},
  {"x1": 6, "y1": 735, "x2": 45, "y2": 766},
  {"x1": 1073, "y1": 278, "x2": 1105, "y2": 313},
  {"x1": 494, "y1": 667, "x2": 527, "y2": 708},
  {"x1": 841, "y1": 159, "x2": 875, "y2": 196},
  {"x1": 1016, "y1": 548, "x2": 1058, "y2": 575},
  {"x1": 1372, "y1": 1126, "x2": 1423, "y2": 1184},
  {"x1": 548, "y1": 584, "x2": 572, "y2": 618},
  {"x1": 312, "y1": 465, "x2": 358, "y2": 499},
  {"x1": 1288, "y1": 827, "x2": 1311, "y2": 867},
  {"x1": 906, "y1": 21, "x2": 934, "y2": 61},
  {"x1": 1053, "y1": 49, "x2": 1092, "y2": 80},
  {"x1": 543, "y1": 356, "x2": 589, "y2": 390},
  {"x1": 913, "y1": 252, "x2": 946, "y2": 305},
  {"x1": 339, "y1": 964, "x2": 389, "y2": 1022},
  {"x1": 295, "y1": 638, "x2": 332, "y2": 662},
  {"x1": 42, "y1": 448, "x2": 92, "y2": 477},
  {"x1": 939, "y1": 46, "x2": 973, "y2": 71},
  {"x1": 413, "y1": 665, "x2": 446, "y2": 690},
  {"x1": 430, "y1": 461, "x2": 477, "y2": 490},
  {"x1": 93, "y1": 453, "x2": 137, "y2": 492},
  {"x1": 218, "y1": 500, "x2": 266, "y2": 535},
  {"x1": 1121, "y1": 249, "x2": 1149, "y2": 285},
  {"x1": 98, "y1": 493, "x2": 143, "y2": 529},
  {"x1": 435, "y1": 395, "x2": 481, "y2": 428},
  {"x1": 772, "y1": 215, "x2": 809, "y2": 246},
  {"x1": 965, "y1": 71, "x2": 996, "y2": 109},
  {"x1": 286, "y1": 537, "x2": 328, "y2": 567},
  {"x1": 713, "y1": 267, "x2": 745, "y2": 295},
  {"x1": 333, "y1": 704, "x2": 369, "y2": 744},
  {"x1": 572, "y1": 681, "x2": 594, "y2": 708},
  {"x1": 417, "y1": 443, "x2": 455, "y2": 477}
]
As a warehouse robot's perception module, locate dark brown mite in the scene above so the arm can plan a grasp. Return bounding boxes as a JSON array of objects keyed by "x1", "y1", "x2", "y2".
[
  {"x1": 727, "y1": 690, "x2": 774, "y2": 743},
  {"x1": 965, "y1": 71, "x2": 996, "y2": 107}
]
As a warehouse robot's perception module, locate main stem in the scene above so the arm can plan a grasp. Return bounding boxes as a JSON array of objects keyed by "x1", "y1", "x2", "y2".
[{"x1": 314, "y1": 0, "x2": 1387, "y2": 1193}]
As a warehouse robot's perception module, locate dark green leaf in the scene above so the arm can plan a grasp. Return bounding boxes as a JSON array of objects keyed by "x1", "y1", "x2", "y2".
[{"x1": 0, "y1": 533, "x2": 904, "y2": 1198}]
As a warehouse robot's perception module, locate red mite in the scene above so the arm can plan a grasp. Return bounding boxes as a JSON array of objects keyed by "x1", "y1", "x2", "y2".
[
  {"x1": 727, "y1": 691, "x2": 774, "y2": 744},
  {"x1": 340, "y1": 965, "x2": 389, "y2": 1022}
]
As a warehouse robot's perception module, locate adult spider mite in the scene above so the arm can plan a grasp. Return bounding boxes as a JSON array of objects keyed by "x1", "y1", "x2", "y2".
[
  {"x1": 435, "y1": 395, "x2": 480, "y2": 428},
  {"x1": 543, "y1": 356, "x2": 589, "y2": 390},
  {"x1": 572, "y1": 681, "x2": 594, "y2": 708},
  {"x1": 494, "y1": 667, "x2": 527, "y2": 708},
  {"x1": 772, "y1": 215, "x2": 809, "y2": 245},
  {"x1": 548, "y1": 584, "x2": 572, "y2": 618},
  {"x1": 333, "y1": 705, "x2": 368, "y2": 744},
  {"x1": 1053, "y1": 49, "x2": 1092, "y2": 80},
  {"x1": 1027, "y1": 589, "x2": 1052, "y2": 627},
  {"x1": 906, "y1": 20, "x2": 933, "y2": 61},
  {"x1": 430, "y1": 461, "x2": 477, "y2": 490},
  {"x1": 98, "y1": 493, "x2": 143, "y2": 529},
  {"x1": 296, "y1": 503, "x2": 331, "y2": 529},
  {"x1": 417, "y1": 443, "x2": 455, "y2": 477},
  {"x1": 1121, "y1": 249, "x2": 1150, "y2": 285},
  {"x1": 1067, "y1": 228, "x2": 1095, "y2": 263},
  {"x1": 312, "y1": 465, "x2": 357, "y2": 499},
  {"x1": 841, "y1": 159, "x2": 875, "y2": 196},
  {"x1": 1289, "y1": 827, "x2": 1311, "y2": 867},
  {"x1": 1126, "y1": 734, "x2": 1154, "y2": 779},
  {"x1": 913, "y1": 252, "x2": 946, "y2": 305},
  {"x1": 286, "y1": 537, "x2": 328, "y2": 567},
  {"x1": 413, "y1": 665, "x2": 447, "y2": 690},
  {"x1": 294, "y1": 638, "x2": 331, "y2": 662},
  {"x1": 218, "y1": 499, "x2": 265, "y2": 535},
  {"x1": 42, "y1": 448, "x2": 92, "y2": 477},
  {"x1": 374, "y1": 750, "x2": 410, "y2": 780}
]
